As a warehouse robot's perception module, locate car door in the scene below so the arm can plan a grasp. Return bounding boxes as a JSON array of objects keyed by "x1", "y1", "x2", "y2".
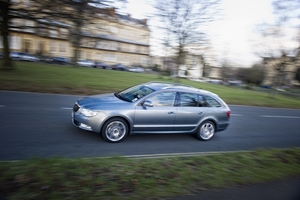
[
  {"x1": 173, "y1": 93, "x2": 207, "y2": 132},
  {"x1": 133, "y1": 92, "x2": 177, "y2": 133}
]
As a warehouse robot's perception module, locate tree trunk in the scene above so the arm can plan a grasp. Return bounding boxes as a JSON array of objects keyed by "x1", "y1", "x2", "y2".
[{"x1": 0, "y1": 1, "x2": 14, "y2": 70}]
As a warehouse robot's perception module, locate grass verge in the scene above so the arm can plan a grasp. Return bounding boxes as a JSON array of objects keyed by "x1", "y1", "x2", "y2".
[
  {"x1": 0, "y1": 61, "x2": 300, "y2": 108},
  {"x1": 1, "y1": 148, "x2": 300, "y2": 199}
]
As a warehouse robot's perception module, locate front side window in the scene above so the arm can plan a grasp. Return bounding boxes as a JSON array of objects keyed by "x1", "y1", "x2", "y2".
[
  {"x1": 146, "y1": 92, "x2": 176, "y2": 107},
  {"x1": 115, "y1": 85, "x2": 155, "y2": 102}
]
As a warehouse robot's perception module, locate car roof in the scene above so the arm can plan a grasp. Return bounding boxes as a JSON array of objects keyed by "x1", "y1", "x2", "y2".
[{"x1": 143, "y1": 81, "x2": 217, "y2": 96}]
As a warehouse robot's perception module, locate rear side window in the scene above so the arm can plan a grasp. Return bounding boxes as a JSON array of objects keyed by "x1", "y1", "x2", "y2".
[
  {"x1": 205, "y1": 96, "x2": 221, "y2": 107},
  {"x1": 197, "y1": 95, "x2": 207, "y2": 107},
  {"x1": 179, "y1": 93, "x2": 198, "y2": 107}
]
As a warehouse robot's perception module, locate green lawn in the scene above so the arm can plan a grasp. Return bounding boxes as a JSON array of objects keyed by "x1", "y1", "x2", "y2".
[
  {"x1": 1, "y1": 61, "x2": 300, "y2": 108},
  {"x1": 1, "y1": 148, "x2": 299, "y2": 199}
]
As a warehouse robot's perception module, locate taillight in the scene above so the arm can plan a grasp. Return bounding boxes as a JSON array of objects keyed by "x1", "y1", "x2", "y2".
[{"x1": 227, "y1": 111, "x2": 231, "y2": 118}]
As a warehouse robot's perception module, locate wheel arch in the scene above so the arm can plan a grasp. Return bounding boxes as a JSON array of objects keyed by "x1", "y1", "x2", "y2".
[
  {"x1": 100, "y1": 115, "x2": 132, "y2": 135},
  {"x1": 199, "y1": 117, "x2": 218, "y2": 131}
]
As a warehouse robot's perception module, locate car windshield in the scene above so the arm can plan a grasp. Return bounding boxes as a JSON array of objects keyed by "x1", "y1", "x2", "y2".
[{"x1": 115, "y1": 85, "x2": 155, "y2": 102}]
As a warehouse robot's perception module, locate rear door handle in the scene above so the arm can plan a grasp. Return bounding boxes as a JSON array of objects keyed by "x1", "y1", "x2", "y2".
[
  {"x1": 198, "y1": 112, "x2": 205, "y2": 116},
  {"x1": 168, "y1": 112, "x2": 175, "y2": 115}
]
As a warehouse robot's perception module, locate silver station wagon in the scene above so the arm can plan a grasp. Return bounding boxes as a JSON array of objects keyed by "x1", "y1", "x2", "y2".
[{"x1": 72, "y1": 82, "x2": 231, "y2": 142}]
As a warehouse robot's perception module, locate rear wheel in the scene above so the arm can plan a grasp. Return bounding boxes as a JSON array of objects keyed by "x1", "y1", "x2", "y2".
[
  {"x1": 196, "y1": 121, "x2": 215, "y2": 141},
  {"x1": 101, "y1": 118, "x2": 128, "y2": 143}
]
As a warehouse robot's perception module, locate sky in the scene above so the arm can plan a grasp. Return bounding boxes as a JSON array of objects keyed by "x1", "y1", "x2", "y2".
[{"x1": 117, "y1": 0, "x2": 288, "y2": 67}]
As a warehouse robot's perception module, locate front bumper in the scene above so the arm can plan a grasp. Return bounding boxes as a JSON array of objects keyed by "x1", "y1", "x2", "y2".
[{"x1": 72, "y1": 111, "x2": 105, "y2": 133}]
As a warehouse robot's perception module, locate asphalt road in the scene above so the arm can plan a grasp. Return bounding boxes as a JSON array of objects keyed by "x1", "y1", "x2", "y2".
[{"x1": 0, "y1": 90, "x2": 300, "y2": 160}]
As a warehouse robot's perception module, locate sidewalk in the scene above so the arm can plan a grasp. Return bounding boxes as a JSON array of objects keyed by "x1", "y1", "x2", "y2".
[{"x1": 171, "y1": 175, "x2": 300, "y2": 200}]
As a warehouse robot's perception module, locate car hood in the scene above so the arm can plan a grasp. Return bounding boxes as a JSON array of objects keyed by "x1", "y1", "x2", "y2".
[{"x1": 77, "y1": 93, "x2": 129, "y2": 109}]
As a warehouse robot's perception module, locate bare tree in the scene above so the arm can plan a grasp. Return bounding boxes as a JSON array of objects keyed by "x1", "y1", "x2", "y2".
[
  {"x1": 153, "y1": 0, "x2": 219, "y2": 81},
  {"x1": 237, "y1": 64, "x2": 265, "y2": 85},
  {"x1": 273, "y1": 0, "x2": 300, "y2": 29},
  {"x1": 0, "y1": 0, "x2": 125, "y2": 70},
  {"x1": 199, "y1": 54, "x2": 211, "y2": 77},
  {"x1": 252, "y1": 0, "x2": 300, "y2": 93},
  {"x1": 296, "y1": 67, "x2": 300, "y2": 82},
  {"x1": 1, "y1": 0, "x2": 15, "y2": 70},
  {"x1": 220, "y1": 61, "x2": 233, "y2": 81}
]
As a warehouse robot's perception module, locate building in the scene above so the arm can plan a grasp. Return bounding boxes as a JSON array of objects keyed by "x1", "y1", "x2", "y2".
[
  {"x1": 262, "y1": 51, "x2": 300, "y2": 86},
  {"x1": 2, "y1": 0, "x2": 151, "y2": 66}
]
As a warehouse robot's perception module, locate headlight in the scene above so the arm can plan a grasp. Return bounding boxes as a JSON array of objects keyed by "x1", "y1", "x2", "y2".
[{"x1": 79, "y1": 108, "x2": 99, "y2": 117}]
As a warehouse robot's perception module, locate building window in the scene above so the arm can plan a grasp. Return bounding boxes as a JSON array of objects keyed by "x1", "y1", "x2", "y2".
[
  {"x1": 86, "y1": 52, "x2": 92, "y2": 60},
  {"x1": 59, "y1": 42, "x2": 67, "y2": 53},
  {"x1": 119, "y1": 55, "x2": 131, "y2": 64},
  {"x1": 97, "y1": 41, "x2": 117, "y2": 50},
  {"x1": 49, "y1": 28, "x2": 58, "y2": 38},
  {"x1": 10, "y1": 36, "x2": 21, "y2": 49},
  {"x1": 60, "y1": 28, "x2": 68, "y2": 38},
  {"x1": 130, "y1": 45, "x2": 136, "y2": 52},
  {"x1": 37, "y1": 24, "x2": 48, "y2": 36},
  {"x1": 110, "y1": 27, "x2": 118, "y2": 33},
  {"x1": 49, "y1": 30, "x2": 58, "y2": 38},
  {"x1": 10, "y1": 18, "x2": 22, "y2": 31},
  {"x1": 23, "y1": 39, "x2": 31, "y2": 53},
  {"x1": 87, "y1": 40, "x2": 95, "y2": 48},
  {"x1": 50, "y1": 42, "x2": 56, "y2": 52},
  {"x1": 95, "y1": 53, "x2": 101, "y2": 61},
  {"x1": 103, "y1": 53, "x2": 117, "y2": 62},
  {"x1": 24, "y1": 20, "x2": 34, "y2": 33},
  {"x1": 23, "y1": 0, "x2": 31, "y2": 7},
  {"x1": 140, "y1": 57, "x2": 148, "y2": 65}
]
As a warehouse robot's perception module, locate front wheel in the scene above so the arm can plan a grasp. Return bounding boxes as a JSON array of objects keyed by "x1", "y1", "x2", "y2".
[
  {"x1": 196, "y1": 121, "x2": 215, "y2": 141},
  {"x1": 101, "y1": 118, "x2": 128, "y2": 143}
]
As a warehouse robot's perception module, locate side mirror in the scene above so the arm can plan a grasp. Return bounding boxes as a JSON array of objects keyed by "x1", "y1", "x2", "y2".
[{"x1": 143, "y1": 100, "x2": 153, "y2": 107}]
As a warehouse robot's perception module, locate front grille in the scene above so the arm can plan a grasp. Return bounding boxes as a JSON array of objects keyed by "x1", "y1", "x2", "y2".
[{"x1": 73, "y1": 103, "x2": 80, "y2": 112}]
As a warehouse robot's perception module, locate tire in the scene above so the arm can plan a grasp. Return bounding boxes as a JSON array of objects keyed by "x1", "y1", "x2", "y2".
[
  {"x1": 196, "y1": 121, "x2": 215, "y2": 141},
  {"x1": 101, "y1": 118, "x2": 128, "y2": 143}
]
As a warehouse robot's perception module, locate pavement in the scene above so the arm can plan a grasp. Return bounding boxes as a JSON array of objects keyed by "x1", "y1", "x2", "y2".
[{"x1": 171, "y1": 175, "x2": 300, "y2": 200}]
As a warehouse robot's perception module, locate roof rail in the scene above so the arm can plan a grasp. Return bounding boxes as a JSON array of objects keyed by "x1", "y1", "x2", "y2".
[{"x1": 146, "y1": 81, "x2": 193, "y2": 88}]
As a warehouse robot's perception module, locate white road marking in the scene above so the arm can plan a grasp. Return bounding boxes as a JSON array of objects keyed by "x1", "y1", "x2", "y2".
[
  {"x1": 261, "y1": 115, "x2": 300, "y2": 119},
  {"x1": 61, "y1": 107, "x2": 72, "y2": 110},
  {"x1": 123, "y1": 150, "x2": 251, "y2": 159},
  {"x1": 231, "y1": 114, "x2": 243, "y2": 116},
  {"x1": 0, "y1": 150, "x2": 253, "y2": 162}
]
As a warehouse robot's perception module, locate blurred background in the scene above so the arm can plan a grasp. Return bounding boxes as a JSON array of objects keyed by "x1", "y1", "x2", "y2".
[{"x1": 1, "y1": 0, "x2": 300, "y2": 90}]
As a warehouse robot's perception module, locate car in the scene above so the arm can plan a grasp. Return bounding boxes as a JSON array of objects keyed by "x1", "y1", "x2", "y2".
[
  {"x1": 76, "y1": 59, "x2": 95, "y2": 67},
  {"x1": 49, "y1": 57, "x2": 72, "y2": 65},
  {"x1": 72, "y1": 82, "x2": 231, "y2": 143},
  {"x1": 128, "y1": 66, "x2": 144, "y2": 73},
  {"x1": 9, "y1": 52, "x2": 40, "y2": 62},
  {"x1": 95, "y1": 62, "x2": 110, "y2": 69},
  {"x1": 111, "y1": 64, "x2": 128, "y2": 71}
]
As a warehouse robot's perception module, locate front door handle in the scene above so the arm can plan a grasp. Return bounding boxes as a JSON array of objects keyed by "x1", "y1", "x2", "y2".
[{"x1": 168, "y1": 112, "x2": 175, "y2": 115}]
